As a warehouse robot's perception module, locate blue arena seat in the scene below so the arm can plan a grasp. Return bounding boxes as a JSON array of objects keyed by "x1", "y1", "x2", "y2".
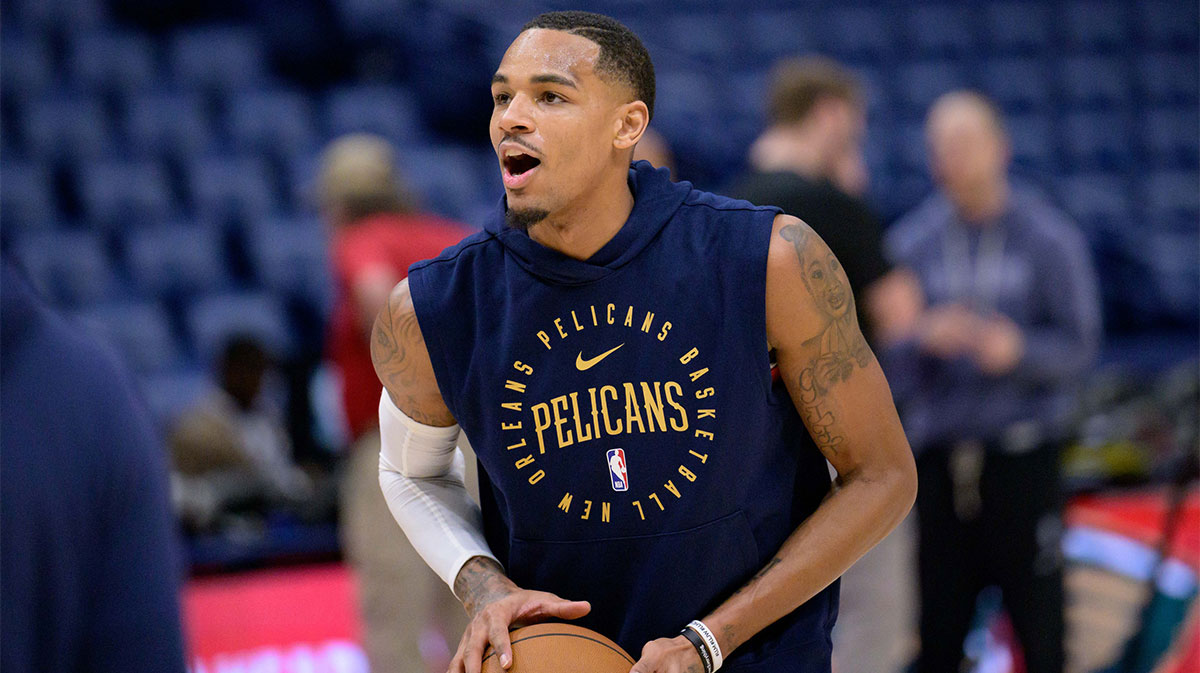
[
  {"x1": 904, "y1": 5, "x2": 975, "y2": 58},
  {"x1": 246, "y1": 217, "x2": 333, "y2": 311},
  {"x1": 186, "y1": 291, "x2": 293, "y2": 364},
  {"x1": 323, "y1": 84, "x2": 425, "y2": 145},
  {"x1": 76, "y1": 300, "x2": 182, "y2": 374},
  {"x1": 1056, "y1": 172, "x2": 1133, "y2": 234},
  {"x1": 1061, "y1": 110, "x2": 1133, "y2": 171},
  {"x1": 1137, "y1": 0, "x2": 1199, "y2": 51},
  {"x1": 1141, "y1": 107, "x2": 1200, "y2": 169},
  {"x1": 663, "y1": 14, "x2": 738, "y2": 65},
  {"x1": 1, "y1": 35, "x2": 53, "y2": 101},
  {"x1": 7, "y1": 0, "x2": 106, "y2": 36},
  {"x1": 331, "y1": 0, "x2": 413, "y2": 40},
  {"x1": 124, "y1": 223, "x2": 229, "y2": 298},
  {"x1": 895, "y1": 60, "x2": 967, "y2": 115},
  {"x1": 984, "y1": 2, "x2": 1052, "y2": 53},
  {"x1": 982, "y1": 57, "x2": 1052, "y2": 114},
  {"x1": 0, "y1": 161, "x2": 57, "y2": 234},
  {"x1": 124, "y1": 91, "x2": 215, "y2": 160},
  {"x1": 1062, "y1": 1, "x2": 1130, "y2": 52},
  {"x1": 138, "y1": 369, "x2": 212, "y2": 428},
  {"x1": 743, "y1": 10, "x2": 817, "y2": 60},
  {"x1": 226, "y1": 89, "x2": 318, "y2": 161},
  {"x1": 401, "y1": 145, "x2": 490, "y2": 220},
  {"x1": 22, "y1": 95, "x2": 112, "y2": 163},
  {"x1": 76, "y1": 159, "x2": 174, "y2": 230},
  {"x1": 1137, "y1": 53, "x2": 1199, "y2": 106},
  {"x1": 1060, "y1": 56, "x2": 1130, "y2": 109},
  {"x1": 1006, "y1": 114, "x2": 1056, "y2": 170},
  {"x1": 1142, "y1": 170, "x2": 1200, "y2": 229},
  {"x1": 186, "y1": 155, "x2": 276, "y2": 225},
  {"x1": 12, "y1": 230, "x2": 118, "y2": 307},
  {"x1": 67, "y1": 31, "x2": 157, "y2": 96},
  {"x1": 820, "y1": 6, "x2": 894, "y2": 60},
  {"x1": 169, "y1": 26, "x2": 268, "y2": 94}
]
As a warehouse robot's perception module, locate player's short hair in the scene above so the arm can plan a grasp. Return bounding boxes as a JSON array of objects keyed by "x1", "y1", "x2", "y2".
[
  {"x1": 521, "y1": 11, "x2": 656, "y2": 119},
  {"x1": 767, "y1": 56, "x2": 862, "y2": 126}
]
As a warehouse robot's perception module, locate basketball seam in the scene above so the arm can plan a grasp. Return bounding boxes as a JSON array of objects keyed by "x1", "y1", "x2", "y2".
[{"x1": 482, "y1": 632, "x2": 635, "y2": 666}]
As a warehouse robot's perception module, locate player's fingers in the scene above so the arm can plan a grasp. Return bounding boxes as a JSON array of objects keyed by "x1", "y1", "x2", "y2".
[
  {"x1": 629, "y1": 641, "x2": 663, "y2": 673},
  {"x1": 448, "y1": 625, "x2": 470, "y2": 673},
  {"x1": 523, "y1": 596, "x2": 591, "y2": 622},
  {"x1": 462, "y1": 619, "x2": 494, "y2": 673},
  {"x1": 485, "y1": 617, "x2": 514, "y2": 670}
]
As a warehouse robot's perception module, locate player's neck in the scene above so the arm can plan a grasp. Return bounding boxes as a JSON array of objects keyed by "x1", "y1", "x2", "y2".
[{"x1": 528, "y1": 168, "x2": 635, "y2": 261}]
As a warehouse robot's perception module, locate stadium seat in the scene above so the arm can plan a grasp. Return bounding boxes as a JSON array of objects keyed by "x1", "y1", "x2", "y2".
[
  {"x1": 894, "y1": 121, "x2": 929, "y2": 173},
  {"x1": 982, "y1": 57, "x2": 1052, "y2": 114},
  {"x1": 76, "y1": 300, "x2": 182, "y2": 374},
  {"x1": 1136, "y1": 0, "x2": 1200, "y2": 51},
  {"x1": 1056, "y1": 173, "x2": 1133, "y2": 234},
  {"x1": 169, "y1": 26, "x2": 268, "y2": 94},
  {"x1": 1062, "y1": 0, "x2": 1130, "y2": 52},
  {"x1": 22, "y1": 95, "x2": 112, "y2": 163},
  {"x1": 663, "y1": 14, "x2": 738, "y2": 65},
  {"x1": 186, "y1": 155, "x2": 276, "y2": 225},
  {"x1": 76, "y1": 159, "x2": 174, "y2": 230},
  {"x1": 0, "y1": 161, "x2": 57, "y2": 234},
  {"x1": 186, "y1": 291, "x2": 293, "y2": 364},
  {"x1": 904, "y1": 5, "x2": 975, "y2": 58},
  {"x1": 124, "y1": 91, "x2": 215, "y2": 160},
  {"x1": 124, "y1": 223, "x2": 229, "y2": 298},
  {"x1": 331, "y1": 0, "x2": 413, "y2": 40},
  {"x1": 401, "y1": 145, "x2": 490, "y2": 219},
  {"x1": 138, "y1": 369, "x2": 211, "y2": 428},
  {"x1": 225, "y1": 89, "x2": 318, "y2": 161},
  {"x1": 1006, "y1": 114, "x2": 1056, "y2": 170},
  {"x1": 12, "y1": 230, "x2": 118, "y2": 306},
  {"x1": 67, "y1": 31, "x2": 157, "y2": 96},
  {"x1": 1060, "y1": 111, "x2": 1134, "y2": 171},
  {"x1": 1060, "y1": 56, "x2": 1130, "y2": 109},
  {"x1": 984, "y1": 2, "x2": 1052, "y2": 53},
  {"x1": 1142, "y1": 170, "x2": 1200, "y2": 229},
  {"x1": 1137, "y1": 53, "x2": 1199, "y2": 106},
  {"x1": 1, "y1": 35, "x2": 52, "y2": 102},
  {"x1": 895, "y1": 60, "x2": 967, "y2": 115},
  {"x1": 246, "y1": 216, "x2": 332, "y2": 311},
  {"x1": 323, "y1": 84, "x2": 425, "y2": 145},
  {"x1": 7, "y1": 0, "x2": 106, "y2": 36},
  {"x1": 820, "y1": 6, "x2": 894, "y2": 60},
  {"x1": 743, "y1": 10, "x2": 817, "y2": 60},
  {"x1": 1141, "y1": 107, "x2": 1200, "y2": 169}
]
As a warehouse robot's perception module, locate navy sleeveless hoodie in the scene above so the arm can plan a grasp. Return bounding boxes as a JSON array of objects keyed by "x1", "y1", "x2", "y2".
[{"x1": 408, "y1": 161, "x2": 837, "y2": 671}]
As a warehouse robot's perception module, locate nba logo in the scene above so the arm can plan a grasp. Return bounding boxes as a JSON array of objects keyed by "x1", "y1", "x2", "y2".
[{"x1": 607, "y1": 449, "x2": 628, "y2": 492}]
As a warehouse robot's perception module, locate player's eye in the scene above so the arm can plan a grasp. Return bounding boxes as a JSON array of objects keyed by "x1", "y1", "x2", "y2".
[
  {"x1": 540, "y1": 91, "x2": 563, "y2": 104},
  {"x1": 493, "y1": 92, "x2": 511, "y2": 105}
]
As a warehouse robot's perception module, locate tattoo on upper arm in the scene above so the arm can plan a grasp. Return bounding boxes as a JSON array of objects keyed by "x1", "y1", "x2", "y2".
[
  {"x1": 371, "y1": 295, "x2": 447, "y2": 426},
  {"x1": 779, "y1": 223, "x2": 874, "y2": 455}
]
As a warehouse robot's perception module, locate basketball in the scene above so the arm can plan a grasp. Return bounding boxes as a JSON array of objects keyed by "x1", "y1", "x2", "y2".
[{"x1": 481, "y1": 623, "x2": 634, "y2": 673}]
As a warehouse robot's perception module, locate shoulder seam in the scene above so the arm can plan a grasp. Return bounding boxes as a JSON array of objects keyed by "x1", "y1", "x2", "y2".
[
  {"x1": 680, "y1": 200, "x2": 780, "y2": 215},
  {"x1": 409, "y1": 232, "x2": 499, "y2": 272}
]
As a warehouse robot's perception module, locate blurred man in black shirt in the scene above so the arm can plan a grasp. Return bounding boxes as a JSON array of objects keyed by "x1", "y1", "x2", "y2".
[
  {"x1": 730, "y1": 56, "x2": 920, "y2": 347},
  {"x1": 730, "y1": 56, "x2": 921, "y2": 673}
]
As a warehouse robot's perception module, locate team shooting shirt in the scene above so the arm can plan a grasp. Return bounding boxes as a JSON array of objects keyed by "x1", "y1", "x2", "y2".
[{"x1": 409, "y1": 161, "x2": 838, "y2": 669}]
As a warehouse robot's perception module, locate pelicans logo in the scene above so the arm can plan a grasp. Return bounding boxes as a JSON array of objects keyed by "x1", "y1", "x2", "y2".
[{"x1": 493, "y1": 302, "x2": 720, "y2": 528}]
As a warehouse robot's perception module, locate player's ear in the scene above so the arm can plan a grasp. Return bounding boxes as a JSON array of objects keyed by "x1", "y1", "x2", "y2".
[{"x1": 613, "y1": 101, "x2": 649, "y2": 151}]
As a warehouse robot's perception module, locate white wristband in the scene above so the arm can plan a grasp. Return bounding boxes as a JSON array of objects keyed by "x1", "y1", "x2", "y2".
[{"x1": 686, "y1": 620, "x2": 723, "y2": 671}]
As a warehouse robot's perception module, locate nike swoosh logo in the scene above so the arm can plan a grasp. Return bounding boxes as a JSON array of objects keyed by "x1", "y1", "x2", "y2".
[{"x1": 576, "y1": 343, "x2": 625, "y2": 371}]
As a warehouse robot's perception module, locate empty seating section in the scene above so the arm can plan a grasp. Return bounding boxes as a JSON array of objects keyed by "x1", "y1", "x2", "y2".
[{"x1": 0, "y1": 0, "x2": 1194, "y2": 418}]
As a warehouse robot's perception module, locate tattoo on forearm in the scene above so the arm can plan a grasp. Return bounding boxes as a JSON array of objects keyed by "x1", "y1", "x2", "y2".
[
  {"x1": 454, "y1": 556, "x2": 514, "y2": 617},
  {"x1": 780, "y1": 224, "x2": 873, "y2": 455}
]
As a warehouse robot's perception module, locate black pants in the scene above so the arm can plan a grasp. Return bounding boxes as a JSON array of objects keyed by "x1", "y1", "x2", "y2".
[{"x1": 915, "y1": 444, "x2": 1065, "y2": 673}]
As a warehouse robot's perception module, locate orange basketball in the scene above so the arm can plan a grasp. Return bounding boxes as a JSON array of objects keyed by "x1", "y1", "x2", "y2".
[{"x1": 481, "y1": 623, "x2": 634, "y2": 673}]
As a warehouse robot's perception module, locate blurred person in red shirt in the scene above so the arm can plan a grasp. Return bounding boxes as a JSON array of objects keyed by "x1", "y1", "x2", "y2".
[{"x1": 320, "y1": 134, "x2": 472, "y2": 673}]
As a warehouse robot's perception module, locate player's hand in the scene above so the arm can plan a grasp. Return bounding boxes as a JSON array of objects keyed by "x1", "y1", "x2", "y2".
[
  {"x1": 629, "y1": 635, "x2": 704, "y2": 673},
  {"x1": 449, "y1": 588, "x2": 591, "y2": 673}
]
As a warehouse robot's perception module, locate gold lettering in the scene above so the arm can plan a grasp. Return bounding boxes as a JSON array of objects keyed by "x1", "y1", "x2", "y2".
[
  {"x1": 558, "y1": 492, "x2": 573, "y2": 513},
  {"x1": 602, "y1": 502, "x2": 611, "y2": 522},
  {"x1": 664, "y1": 480, "x2": 681, "y2": 498},
  {"x1": 513, "y1": 361, "x2": 533, "y2": 376},
  {"x1": 550, "y1": 395, "x2": 573, "y2": 450},
  {"x1": 515, "y1": 455, "x2": 535, "y2": 469},
  {"x1": 588, "y1": 387, "x2": 602, "y2": 440},
  {"x1": 501, "y1": 421, "x2": 522, "y2": 431},
  {"x1": 648, "y1": 492, "x2": 664, "y2": 510},
  {"x1": 623, "y1": 306, "x2": 634, "y2": 327},
  {"x1": 640, "y1": 311, "x2": 654, "y2": 333},
  {"x1": 689, "y1": 367, "x2": 709, "y2": 382},
  {"x1": 623, "y1": 382, "x2": 646, "y2": 434},
  {"x1": 697, "y1": 409, "x2": 716, "y2": 420},
  {"x1": 554, "y1": 318, "x2": 567, "y2": 339},
  {"x1": 657, "y1": 322, "x2": 672, "y2": 342},
  {"x1": 606, "y1": 303, "x2": 615, "y2": 325},
  {"x1": 581, "y1": 499, "x2": 593, "y2": 520},
  {"x1": 571, "y1": 310, "x2": 584, "y2": 332},
  {"x1": 600, "y1": 385, "x2": 622, "y2": 435},
  {"x1": 640, "y1": 381, "x2": 667, "y2": 432},
  {"x1": 695, "y1": 429, "x2": 714, "y2": 441},
  {"x1": 569, "y1": 392, "x2": 594, "y2": 444},
  {"x1": 590, "y1": 305, "x2": 598, "y2": 326},
  {"x1": 502, "y1": 401, "x2": 523, "y2": 412},
  {"x1": 537, "y1": 331, "x2": 552, "y2": 350},
  {"x1": 680, "y1": 347, "x2": 699, "y2": 364},
  {"x1": 632, "y1": 500, "x2": 645, "y2": 520},
  {"x1": 506, "y1": 438, "x2": 528, "y2": 451},
  {"x1": 505, "y1": 380, "x2": 527, "y2": 394},
  {"x1": 531, "y1": 403, "x2": 551, "y2": 454},
  {"x1": 695, "y1": 387, "x2": 716, "y2": 399},
  {"x1": 689, "y1": 450, "x2": 709, "y2": 463},
  {"x1": 679, "y1": 465, "x2": 697, "y2": 482},
  {"x1": 529, "y1": 470, "x2": 545, "y2": 485},
  {"x1": 665, "y1": 381, "x2": 688, "y2": 432}
]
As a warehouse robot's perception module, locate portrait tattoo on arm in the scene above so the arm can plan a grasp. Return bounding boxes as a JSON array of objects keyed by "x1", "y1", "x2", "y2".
[
  {"x1": 779, "y1": 223, "x2": 874, "y2": 455},
  {"x1": 370, "y1": 297, "x2": 450, "y2": 426}
]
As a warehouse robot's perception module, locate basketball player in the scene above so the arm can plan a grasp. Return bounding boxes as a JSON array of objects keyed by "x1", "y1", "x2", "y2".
[{"x1": 372, "y1": 12, "x2": 916, "y2": 673}]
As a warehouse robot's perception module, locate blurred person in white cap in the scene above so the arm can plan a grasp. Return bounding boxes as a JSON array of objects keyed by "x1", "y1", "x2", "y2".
[{"x1": 319, "y1": 133, "x2": 472, "y2": 673}]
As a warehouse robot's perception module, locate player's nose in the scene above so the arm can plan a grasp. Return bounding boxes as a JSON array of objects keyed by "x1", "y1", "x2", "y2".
[{"x1": 497, "y1": 93, "x2": 535, "y2": 135}]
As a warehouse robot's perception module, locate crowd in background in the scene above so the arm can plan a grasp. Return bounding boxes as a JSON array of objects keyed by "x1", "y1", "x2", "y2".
[{"x1": 1, "y1": 1, "x2": 1197, "y2": 672}]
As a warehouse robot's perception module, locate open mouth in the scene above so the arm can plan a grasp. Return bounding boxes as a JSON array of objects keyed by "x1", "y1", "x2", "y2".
[{"x1": 501, "y1": 150, "x2": 542, "y2": 189}]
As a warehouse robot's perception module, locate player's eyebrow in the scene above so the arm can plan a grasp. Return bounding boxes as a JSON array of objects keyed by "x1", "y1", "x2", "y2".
[{"x1": 491, "y1": 72, "x2": 578, "y2": 89}]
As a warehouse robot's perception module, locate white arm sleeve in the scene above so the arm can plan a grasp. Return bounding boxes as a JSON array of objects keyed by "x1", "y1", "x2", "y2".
[{"x1": 377, "y1": 391, "x2": 500, "y2": 591}]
